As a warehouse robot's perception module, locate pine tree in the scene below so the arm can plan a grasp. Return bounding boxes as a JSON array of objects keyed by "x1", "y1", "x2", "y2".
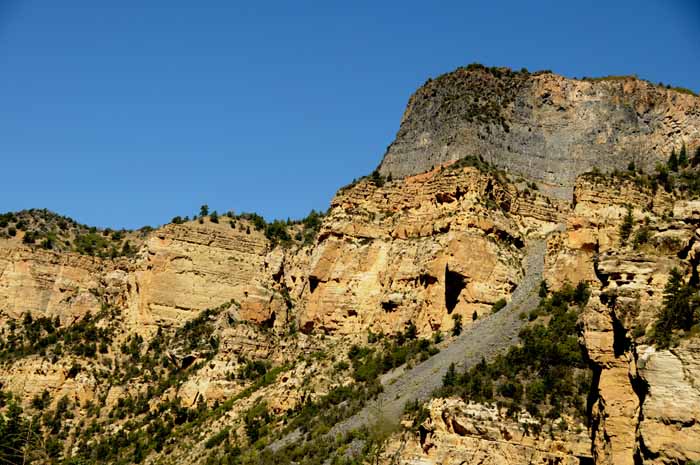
[
  {"x1": 679, "y1": 143, "x2": 689, "y2": 167},
  {"x1": 619, "y1": 207, "x2": 634, "y2": 244},
  {"x1": 693, "y1": 146, "x2": 700, "y2": 167},
  {"x1": 451, "y1": 314, "x2": 463, "y2": 336},
  {"x1": 668, "y1": 148, "x2": 679, "y2": 172},
  {"x1": 443, "y1": 362, "x2": 456, "y2": 387},
  {"x1": 654, "y1": 268, "x2": 699, "y2": 347},
  {"x1": 199, "y1": 204, "x2": 209, "y2": 218}
]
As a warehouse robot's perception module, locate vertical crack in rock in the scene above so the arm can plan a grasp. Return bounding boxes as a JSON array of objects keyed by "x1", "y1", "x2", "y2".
[
  {"x1": 587, "y1": 364, "x2": 603, "y2": 459},
  {"x1": 630, "y1": 347, "x2": 650, "y2": 465}
]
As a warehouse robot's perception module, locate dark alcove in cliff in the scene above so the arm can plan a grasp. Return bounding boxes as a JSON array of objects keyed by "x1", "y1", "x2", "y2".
[
  {"x1": 445, "y1": 265, "x2": 467, "y2": 314},
  {"x1": 308, "y1": 276, "x2": 320, "y2": 293}
]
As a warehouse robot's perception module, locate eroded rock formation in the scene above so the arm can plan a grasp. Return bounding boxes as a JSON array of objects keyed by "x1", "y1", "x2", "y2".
[{"x1": 379, "y1": 66, "x2": 700, "y2": 198}]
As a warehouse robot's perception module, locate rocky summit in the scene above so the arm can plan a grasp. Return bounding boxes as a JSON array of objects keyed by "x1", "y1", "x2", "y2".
[
  {"x1": 1, "y1": 65, "x2": 699, "y2": 465},
  {"x1": 379, "y1": 64, "x2": 700, "y2": 198}
]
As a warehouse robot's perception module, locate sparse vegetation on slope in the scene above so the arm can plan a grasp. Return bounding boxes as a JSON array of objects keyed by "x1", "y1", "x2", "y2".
[
  {"x1": 650, "y1": 267, "x2": 700, "y2": 348},
  {"x1": 408, "y1": 283, "x2": 592, "y2": 430},
  {"x1": 0, "y1": 209, "x2": 145, "y2": 257}
]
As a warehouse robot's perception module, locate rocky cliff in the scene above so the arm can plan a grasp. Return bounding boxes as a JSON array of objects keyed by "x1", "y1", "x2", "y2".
[
  {"x1": 378, "y1": 65, "x2": 700, "y2": 198},
  {"x1": 546, "y1": 175, "x2": 700, "y2": 465},
  {"x1": 1, "y1": 64, "x2": 699, "y2": 465}
]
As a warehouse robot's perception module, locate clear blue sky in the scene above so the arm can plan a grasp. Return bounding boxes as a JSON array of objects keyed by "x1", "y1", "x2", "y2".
[{"x1": 1, "y1": 1, "x2": 698, "y2": 229}]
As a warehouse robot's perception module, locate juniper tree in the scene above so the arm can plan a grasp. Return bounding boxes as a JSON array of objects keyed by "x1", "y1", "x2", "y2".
[
  {"x1": 668, "y1": 148, "x2": 679, "y2": 172},
  {"x1": 619, "y1": 207, "x2": 634, "y2": 244},
  {"x1": 451, "y1": 314, "x2": 462, "y2": 336},
  {"x1": 679, "y1": 143, "x2": 688, "y2": 167}
]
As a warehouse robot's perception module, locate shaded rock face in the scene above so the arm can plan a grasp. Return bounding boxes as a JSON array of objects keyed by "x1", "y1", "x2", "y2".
[
  {"x1": 379, "y1": 66, "x2": 700, "y2": 198},
  {"x1": 381, "y1": 398, "x2": 591, "y2": 465}
]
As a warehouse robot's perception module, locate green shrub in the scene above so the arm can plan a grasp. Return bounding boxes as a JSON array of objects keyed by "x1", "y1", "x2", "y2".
[
  {"x1": 265, "y1": 220, "x2": 290, "y2": 246},
  {"x1": 651, "y1": 267, "x2": 700, "y2": 348},
  {"x1": 668, "y1": 149, "x2": 679, "y2": 172},
  {"x1": 492, "y1": 298, "x2": 507, "y2": 313},
  {"x1": 205, "y1": 428, "x2": 229, "y2": 449},
  {"x1": 633, "y1": 226, "x2": 651, "y2": 248},
  {"x1": 244, "y1": 401, "x2": 270, "y2": 443},
  {"x1": 451, "y1": 314, "x2": 462, "y2": 336},
  {"x1": 370, "y1": 170, "x2": 385, "y2": 187}
]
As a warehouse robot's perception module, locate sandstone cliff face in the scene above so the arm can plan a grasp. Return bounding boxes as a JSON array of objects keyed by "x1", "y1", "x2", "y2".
[
  {"x1": 637, "y1": 341, "x2": 700, "y2": 464},
  {"x1": 134, "y1": 221, "x2": 288, "y2": 330},
  {"x1": 382, "y1": 398, "x2": 591, "y2": 465},
  {"x1": 0, "y1": 244, "x2": 127, "y2": 323},
  {"x1": 545, "y1": 175, "x2": 700, "y2": 465},
  {"x1": 0, "y1": 220, "x2": 290, "y2": 334},
  {"x1": 293, "y1": 165, "x2": 567, "y2": 337},
  {"x1": 3, "y1": 166, "x2": 700, "y2": 465},
  {"x1": 379, "y1": 66, "x2": 700, "y2": 198}
]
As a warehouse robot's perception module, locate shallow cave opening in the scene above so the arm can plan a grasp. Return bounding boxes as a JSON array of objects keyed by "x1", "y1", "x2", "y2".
[
  {"x1": 494, "y1": 229, "x2": 524, "y2": 248},
  {"x1": 381, "y1": 301, "x2": 399, "y2": 312},
  {"x1": 180, "y1": 355, "x2": 197, "y2": 370},
  {"x1": 611, "y1": 311, "x2": 630, "y2": 357},
  {"x1": 300, "y1": 320, "x2": 314, "y2": 334},
  {"x1": 261, "y1": 311, "x2": 276, "y2": 329},
  {"x1": 308, "y1": 276, "x2": 320, "y2": 294},
  {"x1": 272, "y1": 261, "x2": 284, "y2": 283},
  {"x1": 419, "y1": 273, "x2": 438, "y2": 288},
  {"x1": 444, "y1": 265, "x2": 467, "y2": 314}
]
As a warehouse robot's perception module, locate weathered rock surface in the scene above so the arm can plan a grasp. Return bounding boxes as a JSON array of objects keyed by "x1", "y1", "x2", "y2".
[
  {"x1": 381, "y1": 398, "x2": 591, "y2": 465},
  {"x1": 636, "y1": 341, "x2": 700, "y2": 464},
  {"x1": 379, "y1": 66, "x2": 700, "y2": 198},
  {"x1": 0, "y1": 245, "x2": 124, "y2": 323},
  {"x1": 293, "y1": 165, "x2": 570, "y2": 337},
  {"x1": 545, "y1": 174, "x2": 700, "y2": 465},
  {"x1": 296, "y1": 167, "x2": 526, "y2": 336},
  {"x1": 135, "y1": 221, "x2": 287, "y2": 330}
]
